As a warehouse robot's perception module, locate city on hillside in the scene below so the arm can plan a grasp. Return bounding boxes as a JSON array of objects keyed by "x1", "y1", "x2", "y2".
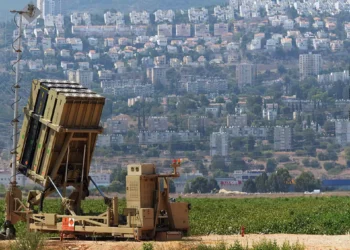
[{"x1": 2, "y1": 0, "x2": 350, "y2": 193}]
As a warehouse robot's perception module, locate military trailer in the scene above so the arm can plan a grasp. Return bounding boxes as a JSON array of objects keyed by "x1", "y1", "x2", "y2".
[{"x1": 4, "y1": 79, "x2": 189, "y2": 240}]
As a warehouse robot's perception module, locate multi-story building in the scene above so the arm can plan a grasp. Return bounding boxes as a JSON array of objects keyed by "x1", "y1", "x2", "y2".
[
  {"x1": 236, "y1": 63, "x2": 257, "y2": 87},
  {"x1": 75, "y1": 69, "x2": 93, "y2": 88},
  {"x1": 105, "y1": 118, "x2": 128, "y2": 134},
  {"x1": 185, "y1": 78, "x2": 228, "y2": 94},
  {"x1": 188, "y1": 7, "x2": 208, "y2": 23},
  {"x1": 281, "y1": 96, "x2": 323, "y2": 112},
  {"x1": 104, "y1": 11, "x2": 124, "y2": 25},
  {"x1": 194, "y1": 24, "x2": 210, "y2": 37},
  {"x1": 227, "y1": 114, "x2": 248, "y2": 127},
  {"x1": 138, "y1": 131, "x2": 200, "y2": 144},
  {"x1": 274, "y1": 126, "x2": 292, "y2": 151},
  {"x1": 213, "y1": 5, "x2": 234, "y2": 21},
  {"x1": 146, "y1": 66, "x2": 167, "y2": 85},
  {"x1": 299, "y1": 53, "x2": 322, "y2": 79},
  {"x1": 214, "y1": 23, "x2": 229, "y2": 36},
  {"x1": 154, "y1": 10, "x2": 175, "y2": 23},
  {"x1": 335, "y1": 100, "x2": 350, "y2": 117},
  {"x1": 210, "y1": 132, "x2": 228, "y2": 157},
  {"x1": 148, "y1": 116, "x2": 168, "y2": 132},
  {"x1": 335, "y1": 119, "x2": 350, "y2": 146},
  {"x1": 262, "y1": 103, "x2": 278, "y2": 121},
  {"x1": 41, "y1": 0, "x2": 63, "y2": 18},
  {"x1": 220, "y1": 126, "x2": 268, "y2": 138},
  {"x1": 187, "y1": 116, "x2": 208, "y2": 133},
  {"x1": 157, "y1": 24, "x2": 173, "y2": 37},
  {"x1": 103, "y1": 85, "x2": 154, "y2": 97},
  {"x1": 176, "y1": 24, "x2": 191, "y2": 37},
  {"x1": 317, "y1": 70, "x2": 349, "y2": 83},
  {"x1": 129, "y1": 11, "x2": 150, "y2": 25}
]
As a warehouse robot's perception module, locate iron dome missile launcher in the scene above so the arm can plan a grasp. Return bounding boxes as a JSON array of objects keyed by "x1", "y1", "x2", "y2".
[{"x1": 4, "y1": 79, "x2": 189, "y2": 240}]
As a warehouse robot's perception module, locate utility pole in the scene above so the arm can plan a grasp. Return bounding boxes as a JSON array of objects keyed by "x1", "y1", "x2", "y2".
[{"x1": 2, "y1": 4, "x2": 40, "y2": 238}]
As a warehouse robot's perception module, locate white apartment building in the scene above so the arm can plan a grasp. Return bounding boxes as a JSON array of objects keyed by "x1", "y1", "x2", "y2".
[
  {"x1": 188, "y1": 116, "x2": 208, "y2": 132},
  {"x1": 296, "y1": 38, "x2": 308, "y2": 50},
  {"x1": 176, "y1": 24, "x2": 191, "y2": 37},
  {"x1": 220, "y1": 126, "x2": 268, "y2": 138},
  {"x1": 210, "y1": 132, "x2": 228, "y2": 157},
  {"x1": 335, "y1": 120, "x2": 350, "y2": 146},
  {"x1": 129, "y1": 11, "x2": 150, "y2": 25},
  {"x1": 299, "y1": 53, "x2": 322, "y2": 79},
  {"x1": 263, "y1": 103, "x2": 278, "y2": 121},
  {"x1": 104, "y1": 11, "x2": 124, "y2": 25},
  {"x1": 194, "y1": 24, "x2": 210, "y2": 37},
  {"x1": 157, "y1": 24, "x2": 173, "y2": 37},
  {"x1": 75, "y1": 69, "x2": 93, "y2": 89},
  {"x1": 214, "y1": 23, "x2": 229, "y2": 36},
  {"x1": 105, "y1": 118, "x2": 128, "y2": 134},
  {"x1": 266, "y1": 39, "x2": 277, "y2": 52},
  {"x1": 247, "y1": 38, "x2": 261, "y2": 50},
  {"x1": 154, "y1": 10, "x2": 175, "y2": 23},
  {"x1": 213, "y1": 5, "x2": 235, "y2": 21},
  {"x1": 236, "y1": 63, "x2": 257, "y2": 87},
  {"x1": 188, "y1": 8, "x2": 208, "y2": 23},
  {"x1": 227, "y1": 114, "x2": 248, "y2": 127},
  {"x1": 147, "y1": 116, "x2": 168, "y2": 132},
  {"x1": 42, "y1": 0, "x2": 63, "y2": 18},
  {"x1": 274, "y1": 126, "x2": 292, "y2": 151},
  {"x1": 317, "y1": 70, "x2": 349, "y2": 83}
]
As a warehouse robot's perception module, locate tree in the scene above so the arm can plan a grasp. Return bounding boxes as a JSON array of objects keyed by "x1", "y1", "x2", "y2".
[
  {"x1": 199, "y1": 95, "x2": 209, "y2": 107},
  {"x1": 246, "y1": 136, "x2": 255, "y2": 152},
  {"x1": 207, "y1": 178, "x2": 220, "y2": 192},
  {"x1": 242, "y1": 178, "x2": 257, "y2": 193},
  {"x1": 211, "y1": 156, "x2": 227, "y2": 171},
  {"x1": 188, "y1": 177, "x2": 208, "y2": 193},
  {"x1": 344, "y1": 147, "x2": 350, "y2": 161},
  {"x1": 277, "y1": 65, "x2": 287, "y2": 74},
  {"x1": 226, "y1": 102, "x2": 235, "y2": 114},
  {"x1": 266, "y1": 159, "x2": 277, "y2": 173},
  {"x1": 185, "y1": 177, "x2": 219, "y2": 193},
  {"x1": 216, "y1": 96, "x2": 225, "y2": 103},
  {"x1": 323, "y1": 121, "x2": 335, "y2": 136},
  {"x1": 275, "y1": 168, "x2": 292, "y2": 192},
  {"x1": 295, "y1": 172, "x2": 320, "y2": 192},
  {"x1": 267, "y1": 168, "x2": 292, "y2": 192},
  {"x1": 255, "y1": 172, "x2": 268, "y2": 192}
]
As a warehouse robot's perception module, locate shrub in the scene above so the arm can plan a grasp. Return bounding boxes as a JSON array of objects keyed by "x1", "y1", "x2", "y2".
[
  {"x1": 10, "y1": 231, "x2": 45, "y2": 250},
  {"x1": 310, "y1": 160, "x2": 320, "y2": 168},
  {"x1": 317, "y1": 152, "x2": 328, "y2": 161},
  {"x1": 302, "y1": 158, "x2": 310, "y2": 167},
  {"x1": 263, "y1": 151, "x2": 274, "y2": 158},
  {"x1": 327, "y1": 151, "x2": 338, "y2": 161},
  {"x1": 284, "y1": 163, "x2": 299, "y2": 171},
  {"x1": 142, "y1": 243, "x2": 154, "y2": 250},
  {"x1": 277, "y1": 155, "x2": 290, "y2": 162},
  {"x1": 324, "y1": 162, "x2": 335, "y2": 171},
  {"x1": 295, "y1": 150, "x2": 307, "y2": 156}
]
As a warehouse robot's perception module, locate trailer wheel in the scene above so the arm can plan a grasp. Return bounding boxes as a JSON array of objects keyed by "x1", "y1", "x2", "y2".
[{"x1": 3, "y1": 221, "x2": 16, "y2": 239}]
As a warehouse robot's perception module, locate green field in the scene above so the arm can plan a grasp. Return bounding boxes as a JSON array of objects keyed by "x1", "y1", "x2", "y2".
[{"x1": 1, "y1": 196, "x2": 350, "y2": 235}]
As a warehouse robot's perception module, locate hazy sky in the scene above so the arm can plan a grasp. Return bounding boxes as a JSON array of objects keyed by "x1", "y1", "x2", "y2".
[{"x1": 0, "y1": 0, "x2": 32, "y2": 21}]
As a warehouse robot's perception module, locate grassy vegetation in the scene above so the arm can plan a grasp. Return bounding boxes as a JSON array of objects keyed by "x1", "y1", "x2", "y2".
[
  {"x1": 0, "y1": 196, "x2": 349, "y2": 236},
  {"x1": 142, "y1": 240, "x2": 305, "y2": 250},
  {"x1": 185, "y1": 196, "x2": 350, "y2": 235}
]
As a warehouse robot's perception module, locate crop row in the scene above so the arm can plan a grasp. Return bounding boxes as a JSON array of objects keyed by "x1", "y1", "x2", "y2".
[{"x1": 0, "y1": 196, "x2": 349, "y2": 235}]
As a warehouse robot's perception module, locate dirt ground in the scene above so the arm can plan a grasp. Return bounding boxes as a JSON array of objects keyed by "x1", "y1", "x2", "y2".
[{"x1": 3, "y1": 234, "x2": 347, "y2": 250}]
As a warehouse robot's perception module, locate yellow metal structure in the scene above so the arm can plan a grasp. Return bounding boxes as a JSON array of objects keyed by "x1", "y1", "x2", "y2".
[{"x1": 3, "y1": 79, "x2": 189, "y2": 240}]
